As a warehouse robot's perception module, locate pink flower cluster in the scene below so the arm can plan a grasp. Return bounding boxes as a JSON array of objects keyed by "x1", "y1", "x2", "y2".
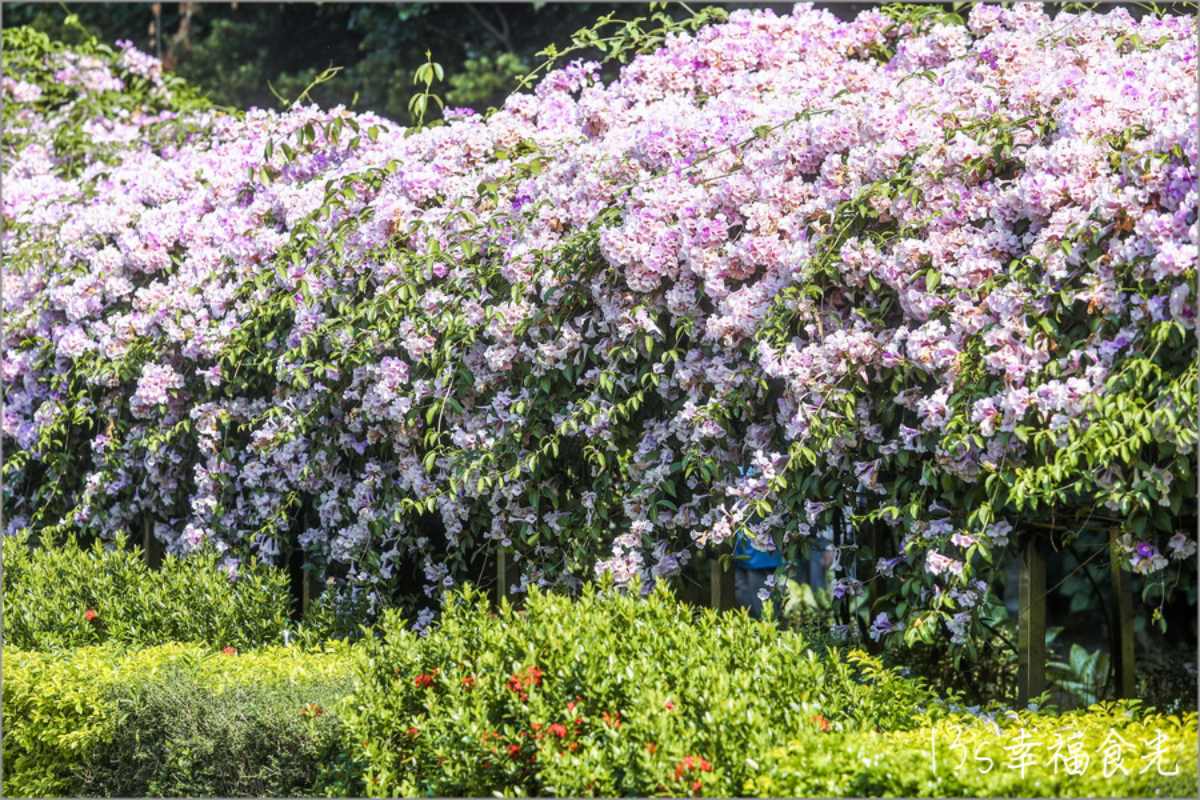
[{"x1": 3, "y1": 5, "x2": 1195, "y2": 639}]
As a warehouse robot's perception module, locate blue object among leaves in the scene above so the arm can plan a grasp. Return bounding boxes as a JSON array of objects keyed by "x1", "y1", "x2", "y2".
[{"x1": 733, "y1": 465, "x2": 782, "y2": 570}]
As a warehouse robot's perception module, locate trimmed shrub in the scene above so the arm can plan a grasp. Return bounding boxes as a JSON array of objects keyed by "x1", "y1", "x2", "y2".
[
  {"x1": 344, "y1": 583, "x2": 945, "y2": 796},
  {"x1": 1, "y1": 533, "x2": 292, "y2": 651},
  {"x1": 4, "y1": 595, "x2": 1193, "y2": 798},
  {"x1": 750, "y1": 704, "x2": 1199, "y2": 797},
  {"x1": 1, "y1": 642, "x2": 362, "y2": 797}
]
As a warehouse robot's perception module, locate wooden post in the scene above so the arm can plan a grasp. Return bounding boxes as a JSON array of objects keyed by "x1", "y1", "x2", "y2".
[
  {"x1": 1017, "y1": 535, "x2": 1046, "y2": 704},
  {"x1": 1109, "y1": 529, "x2": 1136, "y2": 698},
  {"x1": 496, "y1": 546, "x2": 508, "y2": 606},
  {"x1": 142, "y1": 515, "x2": 163, "y2": 569},
  {"x1": 833, "y1": 506, "x2": 850, "y2": 628},
  {"x1": 301, "y1": 563, "x2": 322, "y2": 615},
  {"x1": 302, "y1": 565, "x2": 312, "y2": 614},
  {"x1": 709, "y1": 554, "x2": 734, "y2": 611},
  {"x1": 710, "y1": 557, "x2": 722, "y2": 610},
  {"x1": 862, "y1": 522, "x2": 882, "y2": 649}
]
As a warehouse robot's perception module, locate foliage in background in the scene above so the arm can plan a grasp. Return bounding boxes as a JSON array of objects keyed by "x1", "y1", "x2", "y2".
[
  {"x1": 2, "y1": 534, "x2": 294, "y2": 650},
  {"x1": 446, "y1": 51, "x2": 531, "y2": 109},
  {"x1": 3, "y1": 2, "x2": 727, "y2": 120},
  {"x1": 1, "y1": 643, "x2": 360, "y2": 798}
]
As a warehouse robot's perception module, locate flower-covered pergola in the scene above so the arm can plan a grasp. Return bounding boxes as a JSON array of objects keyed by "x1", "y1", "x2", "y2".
[{"x1": 3, "y1": 5, "x2": 1195, "y2": 657}]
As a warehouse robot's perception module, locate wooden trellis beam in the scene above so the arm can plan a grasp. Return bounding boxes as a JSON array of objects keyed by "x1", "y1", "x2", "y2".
[
  {"x1": 1017, "y1": 535, "x2": 1046, "y2": 705},
  {"x1": 1109, "y1": 528, "x2": 1137, "y2": 698}
]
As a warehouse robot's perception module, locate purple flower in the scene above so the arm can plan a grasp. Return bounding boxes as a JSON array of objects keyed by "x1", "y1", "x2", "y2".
[
  {"x1": 876, "y1": 556, "x2": 904, "y2": 577},
  {"x1": 4, "y1": 2, "x2": 1194, "y2": 637},
  {"x1": 868, "y1": 612, "x2": 898, "y2": 641},
  {"x1": 832, "y1": 578, "x2": 863, "y2": 599}
]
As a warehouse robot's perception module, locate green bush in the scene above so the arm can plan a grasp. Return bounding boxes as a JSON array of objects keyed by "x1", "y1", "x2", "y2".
[
  {"x1": 1, "y1": 642, "x2": 362, "y2": 797},
  {"x1": 750, "y1": 704, "x2": 1198, "y2": 797},
  {"x1": 5, "y1": 590, "x2": 1191, "y2": 798},
  {"x1": 344, "y1": 582, "x2": 946, "y2": 797},
  {"x1": 2, "y1": 533, "x2": 294, "y2": 651}
]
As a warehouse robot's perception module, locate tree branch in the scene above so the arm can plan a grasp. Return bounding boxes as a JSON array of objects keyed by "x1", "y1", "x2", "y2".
[{"x1": 466, "y1": 3, "x2": 513, "y2": 53}]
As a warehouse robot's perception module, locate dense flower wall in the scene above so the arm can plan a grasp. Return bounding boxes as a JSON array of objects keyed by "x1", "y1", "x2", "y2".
[{"x1": 3, "y1": 5, "x2": 1196, "y2": 639}]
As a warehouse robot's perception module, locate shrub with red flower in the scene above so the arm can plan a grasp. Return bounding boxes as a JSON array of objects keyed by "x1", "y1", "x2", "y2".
[
  {"x1": 505, "y1": 665, "x2": 544, "y2": 701},
  {"x1": 674, "y1": 754, "x2": 714, "y2": 794},
  {"x1": 674, "y1": 754, "x2": 713, "y2": 780},
  {"x1": 413, "y1": 669, "x2": 438, "y2": 688}
]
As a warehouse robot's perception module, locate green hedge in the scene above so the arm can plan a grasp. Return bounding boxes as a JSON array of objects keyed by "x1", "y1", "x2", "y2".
[
  {"x1": 751, "y1": 705, "x2": 1198, "y2": 797},
  {"x1": 344, "y1": 583, "x2": 945, "y2": 796},
  {"x1": 5, "y1": 586, "x2": 1194, "y2": 797},
  {"x1": 2, "y1": 533, "x2": 291, "y2": 650},
  {"x1": 1, "y1": 643, "x2": 362, "y2": 797}
]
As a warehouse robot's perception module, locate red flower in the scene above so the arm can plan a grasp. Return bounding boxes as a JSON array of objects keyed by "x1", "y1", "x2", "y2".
[
  {"x1": 531, "y1": 722, "x2": 542, "y2": 732},
  {"x1": 646, "y1": 742, "x2": 658, "y2": 754},
  {"x1": 506, "y1": 665, "x2": 543, "y2": 700},
  {"x1": 414, "y1": 672, "x2": 436, "y2": 688},
  {"x1": 507, "y1": 743, "x2": 521, "y2": 759},
  {"x1": 692, "y1": 780, "x2": 702, "y2": 793},
  {"x1": 664, "y1": 700, "x2": 675, "y2": 711},
  {"x1": 222, "y1": 646, "x2": 237, "y2": 656},
  {"x1": 84, "y1": 608, "x2": 98, "y2": 623},
  {"x1": 675, "y1": 754, "x2": 711, "y2": 780},
  {"x1": 812, "y1": 713, "x2": 830, "y2": 732},
  {"x1": 566, "y1": 700, "x2": 576, "y2": 712},
  {"x1": 406, "y1": 726, "x2": 419, "y2": 737},
  {"x1": 548, "y1": 722, "x2": 567, "y2": 738},
  {"x1": 461, "y1": 674, "x2": 476, "y2": 689}
]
